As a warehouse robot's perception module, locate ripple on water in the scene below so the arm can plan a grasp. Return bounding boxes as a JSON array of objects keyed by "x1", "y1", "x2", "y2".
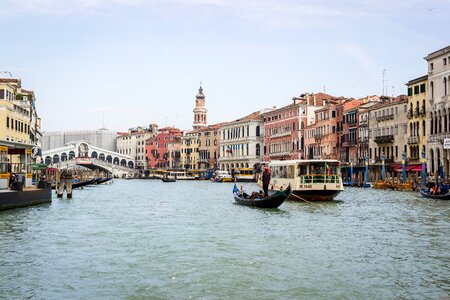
[{"x1": 0, "y1": 182, "x2": 449, "y2": 299}]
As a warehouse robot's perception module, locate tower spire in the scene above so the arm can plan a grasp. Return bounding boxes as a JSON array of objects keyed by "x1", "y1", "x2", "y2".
[{"x1": 193, "y1": 84, "x2": 208, "y2": 129}]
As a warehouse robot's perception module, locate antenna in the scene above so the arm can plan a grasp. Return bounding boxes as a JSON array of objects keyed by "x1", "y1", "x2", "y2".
[
  {"x1": 102, "y1": 113, "x2": 105, "y2": 129},
  {"x1": 382, "y1": 69, "x2": 386, "y2": 95},
  {"x1": 0, "y1": 71, "x2": 12, "y2": 77},
  {"x1": 324, "y1": 85, "x2": 326, "y2": 93}
]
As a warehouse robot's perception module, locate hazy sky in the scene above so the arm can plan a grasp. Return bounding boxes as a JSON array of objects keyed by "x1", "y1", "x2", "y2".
[{"x1": 1, "y1": 0, "x2": 449, "y2": 132}]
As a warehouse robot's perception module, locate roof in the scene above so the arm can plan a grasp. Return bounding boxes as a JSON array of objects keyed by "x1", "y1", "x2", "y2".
[
  {"x1": 229, "y1": 111, "x2": 261, "y2": 123},
  {"x1": 0, "y1": 78, "x2": 20, "y2": 83},
  {"x1": 424, "y1": 45, "x2": 450, "y2": 61},
  {"x1": 368, "y1": 95, "x2": 408, "y2": 110},
  {"x1": 406, "y1": 75, "x2": 428, "y2": 86}
]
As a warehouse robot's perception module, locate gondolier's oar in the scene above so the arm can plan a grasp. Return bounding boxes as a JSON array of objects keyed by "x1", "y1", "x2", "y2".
[{"x1": 270, "y1": 183, "x2": 320, "y2": 206}]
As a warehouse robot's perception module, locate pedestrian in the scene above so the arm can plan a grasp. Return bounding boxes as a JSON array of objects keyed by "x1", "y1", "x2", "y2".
[{"x1": 262, "y1": 167, "x2": 271, "y2": 197}]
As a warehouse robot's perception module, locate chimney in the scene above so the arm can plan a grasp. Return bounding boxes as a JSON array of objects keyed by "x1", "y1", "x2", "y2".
[{"x1": 313, "y1": 94, "x2": 316, "y2": 106}]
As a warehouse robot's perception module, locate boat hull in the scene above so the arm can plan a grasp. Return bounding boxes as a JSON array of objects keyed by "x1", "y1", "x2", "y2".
[
  {"x1": 419, "y1": 189, "x2": 450, "y2": 200},
  {"x1": 289, "y1": 189, "x2": 342, "y2": 201},
  {"x1": 233, "y1": 185, "x2": 290, "y2": 208}
]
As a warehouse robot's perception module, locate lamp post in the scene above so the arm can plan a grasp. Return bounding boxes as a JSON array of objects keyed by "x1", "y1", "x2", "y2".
[
  {"x1": 365, "y1": 155, "x2": 369, "y2": 187},
  {"x1": 421, "y1": 149, "x2": 426, "y2": 188},
  {"x1": 401, "y1": 152, "x2": 406, "y2": 184},
  {"x1": 350, "y1": 158, "x2": 353, "y2": 186}
]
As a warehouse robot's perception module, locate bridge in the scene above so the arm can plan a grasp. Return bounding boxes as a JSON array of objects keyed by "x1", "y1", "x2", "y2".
[{"x1": 42, "y1": 141, "x2": 137, "y2": 178}]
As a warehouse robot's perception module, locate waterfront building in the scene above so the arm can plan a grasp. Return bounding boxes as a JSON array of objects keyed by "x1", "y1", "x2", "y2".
[
  {"x1": 116, "y1": 125, "x2": 158, "y2": 169},
  {"x1": 145, "y1": 127, "x2": 182, "y2": 168},
  {"x1": 406, "y1": 75, "x2": 428, "y2": 165},
  {"x1": 310, "y1": 101, "x2": 340, "y2": 159},
  {"x1": 368, "y1": 96, "x2": 408, "y2": 178},
  {"x1": 218, "y1": 111, "x2": 263, "y2": 172},
  {"x1": 180, "y1": 130, "x2": 200, "y2": 170},
  {"x1": 166, "y1": 137, "x2": 182, "y2": 169},
  {"x1": 424, "y1": 45, "x2": 450, "y2": 176},
  {"x1": 193, "y1": 85, "x2": 208, "y2": 130},
  {"x1": 43, "y1": 128, "x2": 117, "y2": 152},
  {"x1": 357, "y1": 101, "x2": 379, "y2": 165},
  {"x1": 198, "y1": 123, "x2": 223, "y2": 170},
  {"x1": 340, "y1": 99, "x2": 364, "y2": 164},
  {"x1": 0, "y1": 78, "x2": 42, "y2": 150}
]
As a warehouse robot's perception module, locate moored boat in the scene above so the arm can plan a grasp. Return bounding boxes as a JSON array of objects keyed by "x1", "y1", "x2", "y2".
[
  {"x1": 419, "y1": 189, "x2": 450, "y2": 200},
  {"x1": 233, "y1": 184, "x2": 290, "y2": 208},
  {"x1": 262, "y1": 159, "x2": 344, "y2": 201},
  {"x1": 161, "y1": 177, "x2": 176, "y2": 182}
]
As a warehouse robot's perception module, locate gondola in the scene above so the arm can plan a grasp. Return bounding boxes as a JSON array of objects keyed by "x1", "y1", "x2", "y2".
[
  {"x1": 52, "y1": 178, "x2": 97, "y2": 190},
  {"x1": 233, "y1": 184, "x2": 290, "y2": 208},
  {"x1": 161, "y1": 177, "x2": 176, "y2": 182},
  {"x1": 419, "y1": 189, "x2": 450, "y2": 200},
  {"x1": 96, "y1": 177, "x2": 113, "y2": 185}
]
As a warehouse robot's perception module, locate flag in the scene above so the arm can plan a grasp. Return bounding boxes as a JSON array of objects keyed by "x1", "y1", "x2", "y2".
[{"x1": 226, "y1": 146, "x2": 232, "y2": 155}]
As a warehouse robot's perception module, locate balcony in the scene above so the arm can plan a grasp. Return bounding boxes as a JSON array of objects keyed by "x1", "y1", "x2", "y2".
[
  {"x1": 359, "y1": 120, "x2": 368, "y2": 127},
  {"x1": 407, "y1": 136, "x2": 420, "y2": 144},
  {"x1": 358, "y1": 137, "x2": 369, "y2": 144},
  {"x1": 270, "y1": 131, "x2": 292, "y2": 138},
  {"x1": 407, "y1": 109, "x2": 413, "y2": 119},
  {"x1": 414, "y1": 107, "x2": 419, "y2": 117},
  {"x1": 374, "y1": 156, "x2": 395, "y2": 164},
  {"x1": 420, "y1": 106, "x2": 426, "y2": 116},
  {"x1": 376, "y1": 114, "x2": 394, "y2": 122},
  {"x1": 348, "y1": 122, "x2": 358, "y2": 128},
  {"x1": 428, "y1": 132, "x2": 450, "y2": 143},
  {"x1": 374, "y1": 134, "x2": 394, "y2": 144},
  {"x1": 314, "y1": 133, "x2": 323, "y2": 141}
]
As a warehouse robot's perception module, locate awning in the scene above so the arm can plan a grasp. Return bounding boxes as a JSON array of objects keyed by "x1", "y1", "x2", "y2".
[{"x1": 391, "y1": 164, "x2": 424, "y2": 172}]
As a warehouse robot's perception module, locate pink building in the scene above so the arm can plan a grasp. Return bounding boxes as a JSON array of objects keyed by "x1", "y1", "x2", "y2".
[{"x1": 146, "y1": 127, "x2": 182, "y2": 168}]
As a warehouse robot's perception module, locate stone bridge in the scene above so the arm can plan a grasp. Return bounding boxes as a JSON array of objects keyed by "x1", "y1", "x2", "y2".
[{"x1": 42, "y1": 141, "x2": 137, "y2": 178}]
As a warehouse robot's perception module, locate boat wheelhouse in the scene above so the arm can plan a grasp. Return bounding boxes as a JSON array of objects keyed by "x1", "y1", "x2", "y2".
[{"x1": 267, "y1": 159, "x2": 344, "y2": 201}]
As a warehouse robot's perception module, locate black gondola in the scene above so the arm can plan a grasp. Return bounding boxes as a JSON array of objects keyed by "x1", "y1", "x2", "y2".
[
  {"x1": 419, "y1": 189, "x2": 450, "y2": 200},
  {"x1": 52, "y1": 178, "x2": 97, "y2": 190},
  {"x1": 96, "y1": 177, "x2": 113, "y2": 184},
  {"x1": 161, "y1": 177, "x2": 176, "y2": 182},
  {"x1": 233, "y1": 184, "x2": 290, "y2": 208}
]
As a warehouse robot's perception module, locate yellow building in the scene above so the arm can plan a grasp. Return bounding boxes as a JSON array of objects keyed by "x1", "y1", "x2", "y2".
[
  {"x1": 406, "y1": 75, "x2": 428, "y2": 164},
  {"x1": 0, "y1": 78, "x2": 42, "y2": 188},
  {"x1": 180, "y1": 130, "x2": 200, "y2": 170}
]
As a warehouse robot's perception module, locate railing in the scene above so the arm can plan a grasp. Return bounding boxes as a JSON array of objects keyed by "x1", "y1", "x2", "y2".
[
  {"x1": 414, "y1": 107, "x2": 419, "y2": 117},
  {"x1": 270, "y1": 131, "x2": 292, "y2": 138},
  {"x1": 374, "y1": 156, "x2": 395, "y2": 164},
  {"x1": 428, "y1": 132, "x2": 450, "y2": 142},
  {"x1": 374, "y1": 134, "x2": 394, "y2": 144},
  {"x1": 407, "y1": 109, "x2": 413, "y2": 119},
  {"x1": 377, "y1": 114, "x2": 394, "y2": 121},
  {"x1": 407, "y1": 136, "x2": 420, "y2": 144},
  {"x1": 420, "y1": 106, "x2": 426, "y2": 116},
  {"x1": 299, "y1": 174, "x2": 340, "y2": 184}
]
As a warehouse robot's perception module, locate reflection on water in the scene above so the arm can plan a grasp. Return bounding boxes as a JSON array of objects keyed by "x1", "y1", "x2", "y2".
[{"x1": 0, "y1": 182, "x2": 449, "y2": 299}]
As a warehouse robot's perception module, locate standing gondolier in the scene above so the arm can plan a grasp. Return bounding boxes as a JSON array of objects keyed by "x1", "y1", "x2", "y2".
[{"x1": 262, "y1": 167, "x2": 271, "y2": 197}]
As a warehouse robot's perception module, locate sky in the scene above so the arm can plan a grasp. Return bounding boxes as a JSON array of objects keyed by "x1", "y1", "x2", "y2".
[{"x1": 1, "y1": 0, "x2": 449, "y2": 132}]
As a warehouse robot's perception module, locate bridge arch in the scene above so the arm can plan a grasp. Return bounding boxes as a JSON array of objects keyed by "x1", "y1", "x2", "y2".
[
  {"x1": 106, "y1": 155, "x2": 112, "y2": 163},
  {"x1": 91, "y1": 151, "x2": 98, "y2": 159},
  {"x1": 99, "y1": 153, "x2": 105, "y2": 161},
  {"x1": 113, "y1": 157, "x2": 119, "y2": 165},
  {"x1": 52, "y1": 154, "x2": 60, "y2": 163},
  {"x1": 128, "y1": 161, "x2": 134, "y2": 168},
  {"x1": 69, "y1": 151, "x2": 76, "y2": 160},
  {"x1": 45, "y1": 156, "x2": 52, "y2": 165},
  {"x1": 120, "y1": 159, "x2": 127, "y2": 166},
  {"x1": 61, "y1": 152, "x2": 68, "y2": 161}
]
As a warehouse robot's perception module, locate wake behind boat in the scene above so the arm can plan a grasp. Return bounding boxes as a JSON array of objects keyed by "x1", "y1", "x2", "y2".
[{"x1": 233, "y1": 184, "x2": 290, "y2": 208}]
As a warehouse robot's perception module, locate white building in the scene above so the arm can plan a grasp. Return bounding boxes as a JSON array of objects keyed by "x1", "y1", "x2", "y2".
[
  {"x1": 42, "y1": 128, "x2": 117, "y2": 152},
  {"x1": 116, "y1": 124, "x2": 158, "y2": 169},
  {"x1": 218, "y1": 111, "x2": 264, "y2": 172},
  {"x1": 424, "y1": 45, "x2": 450, "y2": 177}
]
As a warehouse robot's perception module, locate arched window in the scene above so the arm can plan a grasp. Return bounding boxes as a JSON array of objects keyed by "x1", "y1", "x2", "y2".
[
  {"x1": 256, "y1": 144, "x2": 260, "y2": 156},
  {"x1": 422, "y1": 120, "x2": 426, "y2": 136},
  {"x1": 128, "y1": 161, "x2": 134, "y2": 168},
  {"x1": 444, "y1": 77, "x2": 448, "y2": 96},
  {"x1": 45, "y1": 156, "x2": 52, "y2": 165},
  {"x1": 61, "y1": 152, "x2": 67, "y2": 161},
  {"x1": 68, "y1": 151, "x2": 76, "y2": 160},
  {"x1": 113, "y1": 157, "x2": 119, "y2": 165},
  {"x1": 52, "y1": 154, "x2": 60, "y2": 163},
  {"x1": 99, "y1": 153, "x2": 105, "y2": 161},
  {"x1": 256, "y1": 126, "x2": 260, "y2": 137},
  {"x1": 106, "y1": 155, "x2": 112, "y2": 163},
  {"x1": 91, "y1": 151, "x2": 98, "y2": 159},
  {"x1": 430, "y1": 81, "x2": 434, "y2": 99}
]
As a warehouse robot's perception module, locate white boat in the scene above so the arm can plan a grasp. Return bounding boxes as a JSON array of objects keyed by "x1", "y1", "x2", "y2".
[
  {"x1": 262, "y1": 159, "x2": 344, "y2": 201},
  {"x1": 212, "y1": 170, "x2": 233, "y2": 182},
  {"x1": 233, "y1": 168, "x2": 255, "y2": 182},
  {"x1": 166, "y1": 170, "x2": 197, "y2": 180}
]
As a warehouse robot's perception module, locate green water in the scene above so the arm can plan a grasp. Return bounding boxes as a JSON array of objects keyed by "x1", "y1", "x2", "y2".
[{"x1": 1, "y1": 180, "x2": 449, "y2": 299}]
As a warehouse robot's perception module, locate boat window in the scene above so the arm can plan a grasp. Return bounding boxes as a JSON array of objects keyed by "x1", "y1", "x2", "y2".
[{"x1": 297, "y1": 164, "x2": 308, "y2": 176}]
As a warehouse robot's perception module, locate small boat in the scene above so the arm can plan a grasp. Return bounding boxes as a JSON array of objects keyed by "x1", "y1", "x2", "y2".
[
  {"x1": 53, "y1": 178, "x2": 97, "y2": 189},
  {"x1": 419, "y1": 189, "x2": 450, "y2": 200},
  {"x1": 233, "y1": 184, "x2": 290, "y2": 208},
  {"x1": 161, "y1": 177, "x2": 176, "y2": 182},
  {"x1": 96, "y1": 177, "x2": 113, "y2": 185}
]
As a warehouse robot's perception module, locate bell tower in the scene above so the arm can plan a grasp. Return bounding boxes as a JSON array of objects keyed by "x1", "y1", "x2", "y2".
[{"x1": 193, "y1": 85, "x2": 208, "y2": 129}]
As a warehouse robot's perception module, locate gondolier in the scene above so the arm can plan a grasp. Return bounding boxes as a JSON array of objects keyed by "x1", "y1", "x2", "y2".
[{"x1": 262, "y1": 167, "x2": 271, "y2": 197}]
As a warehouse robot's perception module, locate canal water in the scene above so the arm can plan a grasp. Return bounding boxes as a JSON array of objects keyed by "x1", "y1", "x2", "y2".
[{"x1": 1, "y1": 180, "x2": 449, "y2": 299}]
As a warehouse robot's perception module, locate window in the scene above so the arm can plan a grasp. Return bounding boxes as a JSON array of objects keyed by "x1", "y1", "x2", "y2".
[
  {"x1": 444, "y1": 58, "x2": 447, "y2": 66},
  {"x1": 6, "y1": 116, "x2": 9, "y2": 128},
  {"x1": 430, "y1": 63, "x2": 434, "y2": 70},
  {"x1": 0, "y1": 89, "x2": 4, "y2": 99},
  {"x1": 420, "y1": 83, "x2": 426, "y2": 93},
  {"x1": 408, "y1": 87, "x2": 412, "y2": 96},
  {"x1": 414, "y1": 85, "x2": 420, "y2": 95}
]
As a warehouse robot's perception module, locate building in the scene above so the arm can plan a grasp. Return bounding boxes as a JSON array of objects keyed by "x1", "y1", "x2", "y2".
[
  {"x1": 180, "y1": 130, "x2": 200, "y2": 170},
  {"x1": 357, "y1": 101, "x2": 378, "y2": 165},
  {"x1": 368, "y1": 96, "x2": 408, "y2": 176},
  {"x1": 311, "y1": 101, "x2": 340, "y2": 159},
  {"x1": 198, "y1": 123, "x2": 222, "y2": 170},
  {"x1": 0, "y1": 78, "x2": 42, "y2": 148},
  {"x1": 218, "y1": 111, "x2": 264, "y2": 172},
  {"x1": 166, "y1": 137, "x2": 182, "y2": 169},
  {"x1": 406, "y1": 75, "x2": 428, "y2": 165},
  {"x1": 340, "y1": 99, "x2": 364, "y2": 164},
  {"x1": 116, "y1": 125, "x2": 158, "y2": 169},
  {"x1": 43, "y1": 129, "x2": 117, "y2": 152},
  {"x1": 145, "y1": 127, "x2": 182, "y2": 168},
  {"x1": 424, "y1": 45, "x2": 450, "y2": 176}
]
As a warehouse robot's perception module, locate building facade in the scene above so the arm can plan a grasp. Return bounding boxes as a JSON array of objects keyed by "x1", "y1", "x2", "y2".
[
  {"x1": 145, "y1": 127, "x2": 182, "y2": 168},
  {"x1": 180, "y1": 130, "x2": 200, "y2": 170},
  {"x1": 406, "y1": 75, "x2": 428, "y2": 165},
  {"x1": 116, "y1": 125, "x2": 158, "y2": 169},
  {"x1": 218, "y1": 111, "x2": 263, "y2": 172},
  {"x1": 424, "y1": 45, "x2": 450, "y2": 176},
  {"x1": 198, "y1": 123, "x2": 222, "y2": 170}
]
